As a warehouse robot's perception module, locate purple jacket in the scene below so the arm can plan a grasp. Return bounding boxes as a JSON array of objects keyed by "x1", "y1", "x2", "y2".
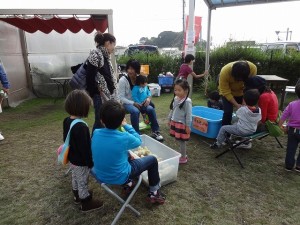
[{"x1": 281, "y1": 99, "x2": 300, "y2": 129}]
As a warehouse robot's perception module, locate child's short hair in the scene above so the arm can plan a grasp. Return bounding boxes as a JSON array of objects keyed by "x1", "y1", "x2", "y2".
[
  {"x1": 184, "y1": 54, "x2": 195, "y2": 63},
  {"x1": 136, "y1": 75, "x2": 148, "y2": 86},
  {"x1": 100, "y1": 100, "x2": 126, "y2": 129},
  {"x1": 65, "y1": 90, "x2": 92, "y2": 117},
  {"x1": 208, "y1": 91, "x2": 220, "y2": 101},
  {"x1": 295, "y1": 83, "x2": 300, "y2": 98},
  {"x1": 243, "y1": 89, "x2": 260, "y2": 106}
]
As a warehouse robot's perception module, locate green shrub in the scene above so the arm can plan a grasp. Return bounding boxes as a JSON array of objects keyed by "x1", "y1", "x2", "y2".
[{"x1": 117, "y1": 46, "x2": 300, "y2": 86}]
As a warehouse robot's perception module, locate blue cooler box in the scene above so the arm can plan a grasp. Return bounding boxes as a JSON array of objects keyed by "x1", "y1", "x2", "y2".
[
  {"x1": 191, "y1": 106, "x2": 223, "y2": 139},
  {"x1": 158, "y1": 76, "x2": 174, "y2": 87}
]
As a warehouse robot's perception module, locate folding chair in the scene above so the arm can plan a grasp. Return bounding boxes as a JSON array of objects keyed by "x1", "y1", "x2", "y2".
[
  {"x1": 215, "y1": 131, "x2": 282, "y2": 168},
  {"x1": 91, "y1": 172, "x2": 142, "y2": 225}
]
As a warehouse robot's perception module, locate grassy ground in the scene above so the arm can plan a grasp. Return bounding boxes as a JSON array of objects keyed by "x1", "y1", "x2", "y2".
[{"x1": 0, "y1": 92, "x2": 299, "y2": 225}]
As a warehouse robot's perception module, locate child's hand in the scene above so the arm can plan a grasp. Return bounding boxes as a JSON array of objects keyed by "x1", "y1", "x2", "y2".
[
  {"x1": 122, "y1": 118, "x2": 127, "y2": 126},
  {"x1": 186, "y1": 127, "x2": 191, "y2": 134},
  {"x1": 128, "y1": 152, "x2": 135, "y2": 160}
]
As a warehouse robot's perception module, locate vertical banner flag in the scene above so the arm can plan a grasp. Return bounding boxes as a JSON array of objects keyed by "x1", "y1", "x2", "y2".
[{"x1": 183, "y1": 16, "x2": 202, "y2": 52}]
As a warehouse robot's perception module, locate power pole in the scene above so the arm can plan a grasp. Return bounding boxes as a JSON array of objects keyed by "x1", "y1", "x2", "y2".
[{"x1": 182, "y1": 0, "x2": 185, "y2": 51}]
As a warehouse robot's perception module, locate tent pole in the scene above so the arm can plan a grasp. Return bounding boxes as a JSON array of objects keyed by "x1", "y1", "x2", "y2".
[
  {"x1": 19, "y1": 29, "x2": 33, "y2": 93},
  {"x1": 107, "y1": 13, "x2": 118, "y2": 79},
  {"x1": 205, "y1": 7, "x2": 212, "y2": 70}
]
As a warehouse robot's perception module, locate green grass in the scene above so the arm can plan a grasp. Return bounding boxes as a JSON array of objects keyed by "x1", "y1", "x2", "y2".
[{"x1": 0, "y1": 92, "x2": 299, "y2": 225}]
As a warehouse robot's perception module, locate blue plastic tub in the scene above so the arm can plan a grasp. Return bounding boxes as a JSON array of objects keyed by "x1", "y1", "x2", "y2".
[
  {"x1": 191, "y1": 106, "x2": 224, "y2": 139},
  {"x1": 158, "y1": 76, "x2": 174, "y2": 87}
]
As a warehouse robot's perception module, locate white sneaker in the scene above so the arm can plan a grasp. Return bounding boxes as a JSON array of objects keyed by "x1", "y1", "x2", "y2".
[
  {"x1": 236, "y1": 141, "x2": 252, "y2": 149},
  {"x1": 0, "y1": 133, "x2": 4, "y2": 141},
  {"x1": 151, "y1": 131, "x2": 164, "y2": 142}
]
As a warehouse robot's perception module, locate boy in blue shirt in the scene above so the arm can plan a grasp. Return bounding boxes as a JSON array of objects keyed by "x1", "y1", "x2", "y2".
[
  {"x1": 91, "y1": 100, "x2": 165, "y2": 204},
  {"x1": 131, "y1": 75, "x2": 154, "y2": 124}
]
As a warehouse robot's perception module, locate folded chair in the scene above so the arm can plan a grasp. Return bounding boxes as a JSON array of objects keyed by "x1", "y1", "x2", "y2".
[
  {"x1": 91, "y1": 171, "x2": 142, "y2": 225},
  {"x1": 215, "y1": 131, "x2": 282, "y2": 168}
]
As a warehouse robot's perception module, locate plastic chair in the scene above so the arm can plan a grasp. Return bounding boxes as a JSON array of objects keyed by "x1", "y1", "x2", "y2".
[{"x1": 91, "y1": 172, "x2": 142, "y2": 225}]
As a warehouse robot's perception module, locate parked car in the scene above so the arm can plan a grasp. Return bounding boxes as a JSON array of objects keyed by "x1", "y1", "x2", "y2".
[
  {"x1": 124, "y1": 45, "x2": 160, "y2": 56},
  {"x1": 259, "y1": 42, "x2": 300, "y2": 54}
]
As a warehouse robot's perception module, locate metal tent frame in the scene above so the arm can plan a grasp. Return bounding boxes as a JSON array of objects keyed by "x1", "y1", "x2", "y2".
[
  {"x1": 0, "y1": 8, "x2": 115, "y2": 94},
  {"x1": 202, "y1": 0, "x2": 299, "y2": 70}
]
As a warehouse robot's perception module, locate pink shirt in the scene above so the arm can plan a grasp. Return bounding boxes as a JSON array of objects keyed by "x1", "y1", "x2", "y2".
[
  {"x1": 178, "y1": 64, "x2": 193, "y2": 79},
  {"x1": 281, "y1": 99, "x2": 300, "y2": 129}
]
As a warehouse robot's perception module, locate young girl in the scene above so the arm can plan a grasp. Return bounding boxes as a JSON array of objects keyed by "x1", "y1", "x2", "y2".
[
  {"x1": 168, "y1": 79, "x2": 192, "y2": 164},
  {"x1": 63, "y1": 90, "x2": 103, "y2": 212},
  {"x1": 278, "y1": 84, "x2": 300, "y2": 172}
]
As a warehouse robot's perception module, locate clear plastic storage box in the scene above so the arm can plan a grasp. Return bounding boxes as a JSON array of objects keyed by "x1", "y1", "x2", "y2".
[{"x1": 130, "y1": 135, "x2": 181, "y2": 186}]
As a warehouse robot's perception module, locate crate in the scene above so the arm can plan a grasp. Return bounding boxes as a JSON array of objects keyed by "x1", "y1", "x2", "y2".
[
  {"x1": 158, "y1": 76, "x2": 174, "y2": 87},
  {"x1": 130, "y1": 135, "x2": 181, "y2": 186},
  {"x1": 148, "y1": 83, "x2": 161, "y2": 97},
  {"x1": 191, "y1": 106, "x2": 224, "y2": 139}
]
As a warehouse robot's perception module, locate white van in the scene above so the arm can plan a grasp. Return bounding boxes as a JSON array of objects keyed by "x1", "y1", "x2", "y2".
[{"x1": 259, "y1": 42, "x2": 300, "y2": 54}]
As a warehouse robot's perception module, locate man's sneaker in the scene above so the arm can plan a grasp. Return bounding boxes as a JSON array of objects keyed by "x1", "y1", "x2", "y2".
[
  {"x1": 152, "y1": 131, "x2": 164, "y2": 142},
  {"x1": 179, "y1": 156, "x2": 188, "y2": 164},
  {"x1": 0, "y1": 133, "x2": 4, "y2": 141},
  {"x1": 80, "y1": 195, "x2": 103, "y2": 212},
  {"x1": 147, "y1": 190, "x2": 166, "y2": 204},
  {"x1": 235, "y1": 141, "x2": 252, "y2": 149},
  {"x1": 210, "y1": 142, "x2": 221, "y2": 149}
]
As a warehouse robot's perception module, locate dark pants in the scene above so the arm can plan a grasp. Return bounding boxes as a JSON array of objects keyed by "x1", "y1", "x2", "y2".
[
  {"x1": 221, "y1": 96, "x2": 243, "y2": 126},
  {"x1": 285, "y1": 127, "x2": 300, "y2": 169},
  {"x1": 129, "y1": 155, "x2": 160, "y2": 192},
  {"x1": 92, "y1": 94, "x2": 104, "y2": 132}
]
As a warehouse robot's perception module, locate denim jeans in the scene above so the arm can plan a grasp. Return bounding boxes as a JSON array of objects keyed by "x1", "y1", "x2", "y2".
[
  {"x1": 285, "y1": 127, "x2": 300, "y2": 169},
  {"x1": 123, "y1": 103, "x2": 159, "y2": 134},
  {"x1": 129, "y1": 155, "x2": 160, "y2": 192},
  {"x1": 221, "y1": 96, "x2": 243, "y2": 126},
  {"x1": 92, "y1": 94, "x2": 104, "y2": 132}
]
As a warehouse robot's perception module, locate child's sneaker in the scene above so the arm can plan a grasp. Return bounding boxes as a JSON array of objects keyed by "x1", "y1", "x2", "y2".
[
  {"x1": 210, "y1": 142, "x2": 221, "y2": 149},
  {"x1": 142, "y1": 114, "x2": 150, "y2": 125},
  {"x1": 73, "y1": 190, "x2": 93, "y2": 204},
  {"x1": 179, "y1": 156, "x2": 188, "y2": 164},
  {"x1": 295, "y1": 167, "x2": 300, "y2": 173},
  {"x1": 122, "y1": 180, "x2": 136, "y2": 196},
  {"x1": 0, "y1": 133, "x2": 4, "y2": 141},
  {"x1": 147, "y1": 190, "x2": 166, "y2": 204},
  {"x1": 285, "y1": 167, "x2": 293, "y2": 172},
  {"x1": 80, "y1": 195, "x2": 103, "y2": 212},
  {"x1": 236, "y1": 141, "x2": 252, "y2": 149}
]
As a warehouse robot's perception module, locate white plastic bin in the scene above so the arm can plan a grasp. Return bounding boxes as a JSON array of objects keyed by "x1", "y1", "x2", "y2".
[
  {"x1": 130, "y1": 135, "x2": 181, "y2": 186},
  {"x1": 148, "y1": 83, "x2": 161, "y2": 97}
]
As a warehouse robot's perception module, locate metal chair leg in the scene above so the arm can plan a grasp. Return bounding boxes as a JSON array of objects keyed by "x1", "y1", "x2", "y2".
[
  {"x1": 231, "y1": 149, "x2": 244, "y2": 169},
  {"x1": 215, "y1": 148, "x2": 230, "y2": 158},
  {"x1": 275, "y1": 137, "x2": 283, "y2": 148}
]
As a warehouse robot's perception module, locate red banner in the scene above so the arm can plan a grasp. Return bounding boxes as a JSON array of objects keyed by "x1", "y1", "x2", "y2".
[{"x1": 183, "y1": 16, "x2": 202, "y2": 51}]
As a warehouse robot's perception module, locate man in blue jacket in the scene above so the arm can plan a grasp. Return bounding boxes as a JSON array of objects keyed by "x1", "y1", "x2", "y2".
[{"x1": 0, "y1": 61, "x2": 10, "y2": 141}]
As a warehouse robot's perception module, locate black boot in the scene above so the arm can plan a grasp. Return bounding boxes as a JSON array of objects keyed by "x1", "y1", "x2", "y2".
[
  {"x1": 80, "y1": 195, "x2": 103, "y2": 212},
  {"x1": 72, "y1": 190, "x2": 80, "y2": 204}
]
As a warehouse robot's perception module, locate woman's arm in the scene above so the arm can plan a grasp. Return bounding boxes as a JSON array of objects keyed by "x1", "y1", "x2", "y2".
[
  {"x1": 86, "y1": 62, "x2": 98, "y2": 96},
  {"x1": 118, "y1": 77, "x2": 134, "y2": 105}
]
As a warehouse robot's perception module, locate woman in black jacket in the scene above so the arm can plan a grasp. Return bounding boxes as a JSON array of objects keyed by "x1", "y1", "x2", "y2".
[{"x1": 86, "y1": 32, "x2": 118, "y2": 131}]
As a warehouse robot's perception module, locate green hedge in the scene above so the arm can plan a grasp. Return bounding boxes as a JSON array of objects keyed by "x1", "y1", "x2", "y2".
[{"x1": 117, "y1": 46, "x2": 300, "y2": 91}]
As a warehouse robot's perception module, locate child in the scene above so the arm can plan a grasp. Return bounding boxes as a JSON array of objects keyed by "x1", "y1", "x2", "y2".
[
  {"x1": 63, "y1": 90, "x2": 103, "y2": 212},
  {"x1": 131, "y1": 75, "x2": 153, "y2": 124},
  {"x1": 210, "y1": 89, "x2": 262, "y2": 149},
  {"x1": 168, "y1": 79, "x2": 192, "y2": 164},
  {"x1": 91, "y1": 100, "x2": 165, "y2": 204},
  {"x1": 178, "y1": 54, "x2": 208, "y2": 80},
  {"x1": 207, "y1": 90, "x2": 223, "y2": 110},
  {"x1": 278, "y1": 84, "x2": 300, "y2": 172}
]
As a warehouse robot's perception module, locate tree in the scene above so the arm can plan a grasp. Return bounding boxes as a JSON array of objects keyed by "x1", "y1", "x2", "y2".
[{"x1": 139, "y1": 31, "x2": 184, "y2": 49}]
